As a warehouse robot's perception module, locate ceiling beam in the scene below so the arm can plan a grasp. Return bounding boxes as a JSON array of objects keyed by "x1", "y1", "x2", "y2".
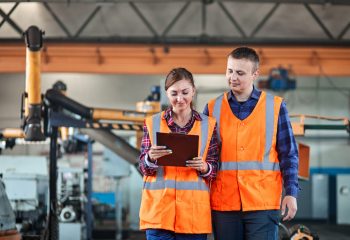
[
  {"x1": 4, "y1": 0, "x2": 350, "y2": 5},
  {"x1": 250, "y1": 3, "x2": 280, "y2": 37},
  {"x1": 74, "y1": 6, "x2": 101, "y2": 38},
  {"x1": 218, "y1": 2, "x2": 246, "y2": 38},
  {"x1": 129, "y1": 2, "x2": 159, "y2": 37},
  {"x1": 1, "y1": 2, "x2": 349, "y2": 45},
  {"x1": 304, "y1": 4, "x2": 334, "y2": 39},
  {"x1": 338, "y1": 22, "x2": 350, "y2": 40},
  {"x1": 0, "y1": 3, "x2": 19, "y2": 29},
  {"x1": 43, "y1": 3, "x2": 72, "y2": 37},
  {"x1": 0, "y1": 7, "x2": 23, "y2": 36},
  {"x1": 161, "y1": 2, "x2": 191, "y2": 37},
  {"x1": 1, "y1": 37, "x2": 350, "y2": 46},
  {"x1": 0, "y1": 43, "x2": 350, "y2": 76}
]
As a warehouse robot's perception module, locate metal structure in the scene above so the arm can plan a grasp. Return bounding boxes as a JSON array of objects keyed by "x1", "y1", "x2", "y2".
[
  {"x1": 0, "y1": 156, "x2": 49, "y2": 239},
  {"x1": 17, "y1": 24, "x2": 145, "y2": 240},
  {"x1": 0, "y1": 179, "x2": 21, "y2": 240},
  {"x1": 290, "y1": 114, "x2": 350, "y2": 136},
  {"x1": 0, "y1": 0, "x2": 350, "y2": 46},
  {"x1": 57, "y1": 165, "x2": 89, "y2": 240}
]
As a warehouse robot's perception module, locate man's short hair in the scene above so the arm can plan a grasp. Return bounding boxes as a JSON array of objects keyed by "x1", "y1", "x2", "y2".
[{"x1": 228, "y1": 47, "x2": 259, "y2": 72}]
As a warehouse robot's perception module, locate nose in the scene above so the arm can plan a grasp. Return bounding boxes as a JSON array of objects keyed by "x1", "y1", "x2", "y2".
[
  {"x1": 229, "y1": 72, "x2": 237, "y2": 80},
  {"x1": 176, "y1": 96, "x2": 182, "y2": 102}
]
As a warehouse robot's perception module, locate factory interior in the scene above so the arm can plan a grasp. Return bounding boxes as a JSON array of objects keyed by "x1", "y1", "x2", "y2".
[{"x1": 0, "y1": 1, "x2": 350, "y2": 240}]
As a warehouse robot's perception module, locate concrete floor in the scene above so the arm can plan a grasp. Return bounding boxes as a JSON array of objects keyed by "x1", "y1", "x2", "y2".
[{"x1": 123, "y1": 221, "x2": 350, "y2": 240}]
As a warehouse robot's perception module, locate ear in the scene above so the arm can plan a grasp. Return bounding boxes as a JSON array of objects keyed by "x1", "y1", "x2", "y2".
[{"x1": 252, "y1": 69, "x2": 260, "y2": 81}]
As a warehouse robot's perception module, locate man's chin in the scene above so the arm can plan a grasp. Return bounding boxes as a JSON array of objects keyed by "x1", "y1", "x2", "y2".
[{"x1": 230, "y1": 86, "x2": 241, "y2": 92}]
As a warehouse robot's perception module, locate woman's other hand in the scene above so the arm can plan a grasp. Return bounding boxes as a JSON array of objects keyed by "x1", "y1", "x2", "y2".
[{"x1": 186, "y1": 157, "x2": 208, "y2": 174}]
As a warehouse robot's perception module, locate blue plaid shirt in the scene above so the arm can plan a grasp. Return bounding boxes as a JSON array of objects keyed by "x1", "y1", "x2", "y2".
[{"x1": 204, "y1": 87, "x2": 299, "y2": 198}]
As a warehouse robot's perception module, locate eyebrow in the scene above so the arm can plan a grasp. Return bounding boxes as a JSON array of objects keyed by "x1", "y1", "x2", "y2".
[
  {"x1": 228, "y1": 68, "x2": 246, "y2": 73},
  {"x1": 171, "y1": 88, "x2": 190, "y2": 92}
]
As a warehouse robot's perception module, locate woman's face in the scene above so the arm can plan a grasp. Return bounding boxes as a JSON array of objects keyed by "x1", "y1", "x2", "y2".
[{"x1": 166, "y1": 79, "x2": 195, "y2": 112}]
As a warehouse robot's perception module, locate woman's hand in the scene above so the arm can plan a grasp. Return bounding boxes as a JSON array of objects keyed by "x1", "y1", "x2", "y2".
[
  {"x1": 148, "y1": 145, "x2": 172, "y2": 163},
  {"x1": 186, "y1": 157, "x2": 208, "y2": 174}
]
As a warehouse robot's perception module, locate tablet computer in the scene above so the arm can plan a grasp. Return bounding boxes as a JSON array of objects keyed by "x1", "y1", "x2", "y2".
[{"x1": 156, "y1": 132, "x2": 199, "y2": 167}]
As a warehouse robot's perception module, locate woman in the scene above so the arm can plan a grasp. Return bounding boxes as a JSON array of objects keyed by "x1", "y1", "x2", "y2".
[{"x1": 139, "y1": 67, "x2": 219, "y2": 240}]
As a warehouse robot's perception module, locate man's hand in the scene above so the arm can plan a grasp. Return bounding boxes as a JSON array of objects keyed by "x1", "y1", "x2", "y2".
[{"x1": 281, "y1": 196, "x2": 297, "y2": 221}]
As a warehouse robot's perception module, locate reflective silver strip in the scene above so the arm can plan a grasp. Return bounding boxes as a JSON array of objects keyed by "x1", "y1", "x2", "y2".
[
  {"x1": 220, "y1": 161, "x2": 280, "y2": 171},
  {"x1": 264, "y1": 93, "x2": 275, "y2": 163},
  {"x1": 151, "y1": 113, "x2": 163, "y2": 182},
  {"x1": 219, "y1": 93, "x2": 280, "y2": 172},
  {"x1": 148, "y1": 167, "x2": 209, "y2": 191},
  {"x1": 199, "y1": 113, "x2": 209, "y2": 156},
  {"x1": 213, "y1": 94, "x2": 224, "y2": 143},
  {"x1": 144, "y1": 179, "x2": 209, "y2": 191},
  {"x1": 156, "y1": 165, "x2": 165, "y2": 181},
  {"x1": 152, "y1": 113, "x2": 161, "y2": 146},
  {"x1": 145, "y1": 112, "x2": 210, "y2": 191}
]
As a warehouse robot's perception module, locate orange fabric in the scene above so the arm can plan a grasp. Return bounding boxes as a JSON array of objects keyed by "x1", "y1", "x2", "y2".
[
  {"x1": 0, "y1": 230, "x2": 21, "y2": 240},
  {"x1": 208, "y1": 91, "x2": 283, "y2": 211},
  {"x1": 139, "y1": 111, "x2": 216, "y2": 233}
]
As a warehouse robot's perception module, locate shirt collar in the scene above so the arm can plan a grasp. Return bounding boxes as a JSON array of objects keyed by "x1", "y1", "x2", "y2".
[
  {"x1": 228, "y1": 85, "x2": 261, "y2": 102},
  {"x1": 163, "y1": 107, "x2": 202, "y2": 126}
]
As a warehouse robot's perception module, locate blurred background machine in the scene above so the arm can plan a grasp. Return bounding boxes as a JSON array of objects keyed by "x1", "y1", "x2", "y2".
[
  {"x1": 0, "y1": 178, "x2": 21, "y2": 240},
  {"x1": 258, "y1": 67, "x2": 296, "y2": 91},
  {"x1": 57, "y1": 167, "x2": 86, "y2": 240},
  {"x1": 0, "y1": 156, "x2": 48, "y2": 239},
  {"x1": 136, "y1": 85, "x2": 161, "y2": 113}
]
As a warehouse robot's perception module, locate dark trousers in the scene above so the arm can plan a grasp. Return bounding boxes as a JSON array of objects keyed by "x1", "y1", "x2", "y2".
[
  {"x1": 146, "y1": 229, "x2": 207, "y2": 240},
  {"x1": 212, "y1": 210, "x2": 280, "y2": 240}
]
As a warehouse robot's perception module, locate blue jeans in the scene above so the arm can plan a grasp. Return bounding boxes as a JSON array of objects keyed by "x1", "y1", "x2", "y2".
[
  {"x1": 146, "y1": 229, "x2": 207, "y2": 240},
  {"x1": 212, "y1": 210, "x2": 280, "y2": 240}
]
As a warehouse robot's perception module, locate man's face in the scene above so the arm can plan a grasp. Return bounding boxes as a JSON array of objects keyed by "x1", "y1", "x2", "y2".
[{"x1": 226, "y1": 56, "x2": 259, "y2": 94}]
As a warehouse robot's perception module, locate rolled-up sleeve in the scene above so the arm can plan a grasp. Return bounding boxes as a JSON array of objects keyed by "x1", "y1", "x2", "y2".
[
  {"x1": 200, "y1": 123, "x2": 219, "y2": 183},
  {"x1": 139, "y1": 122, "x2": 158, "y2": 176}
]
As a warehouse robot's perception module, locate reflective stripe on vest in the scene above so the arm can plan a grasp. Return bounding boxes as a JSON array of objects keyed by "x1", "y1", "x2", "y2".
[
  {"x1": 214, "y1": 93, "x2": 280, "y2": 171},
  {"x1": 144, "y1": 112, "x2": 209, "y2": 191},
  {"x1": 212, "y1": 94, "x2": 224, "y2": 143},
  {"x1": 143, "y1": 168, "x2": 209, "y2": 191}
]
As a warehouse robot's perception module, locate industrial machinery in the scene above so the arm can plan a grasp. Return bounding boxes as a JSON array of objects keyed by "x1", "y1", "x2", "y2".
[
  {"x1": 17, "y1": 25, "x2": 149, "y2": 240},
  {"x1": 57, "y1": 167, "x2": 86, "y2": 240},
  {"x1": 290, "y1": 114, "x2": 350, "y2": 136},
  {"x1": 57, "y1": 168, "x2": 85, "y2": 224},
  {"x1": 0, "y1": 178, "x2": 21, "y2": 240},
  {"x1": 0, "y1": 156, "x2": 49, "y2": 239},
  {"x1": 22, "y1": 26, "x2": 46, "y2": 142},
  {"x1": 0, "y1": 28, "x2": 156, "y2": 238},
  {"x1": 0, "y1": 129, "x2": 24, "y2": 154},
  {"x1": 258, "y1": 67, "x2": 296, "y2": 91}
]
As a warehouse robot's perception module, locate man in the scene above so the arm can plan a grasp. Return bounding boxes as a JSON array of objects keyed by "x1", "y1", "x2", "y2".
[{"x1": 204, "y1": 47, "x2": 299, "y2": 240}]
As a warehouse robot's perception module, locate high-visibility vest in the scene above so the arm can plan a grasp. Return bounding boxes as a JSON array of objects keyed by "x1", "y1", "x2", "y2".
[
  {"x1": 208, "y1": 91, "x2": 283, "y2": 211},
  {"x1": 139, "y1": 111, "x2": 216, "y2": 233}
]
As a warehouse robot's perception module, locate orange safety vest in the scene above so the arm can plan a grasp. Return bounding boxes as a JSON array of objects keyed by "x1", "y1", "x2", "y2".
[
  {"x1": 208, "y1": 91, "x2": 282, "y2": 211},
  {"x1": 139, "y1": 111, "x2": 216, "y2": 233}
]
